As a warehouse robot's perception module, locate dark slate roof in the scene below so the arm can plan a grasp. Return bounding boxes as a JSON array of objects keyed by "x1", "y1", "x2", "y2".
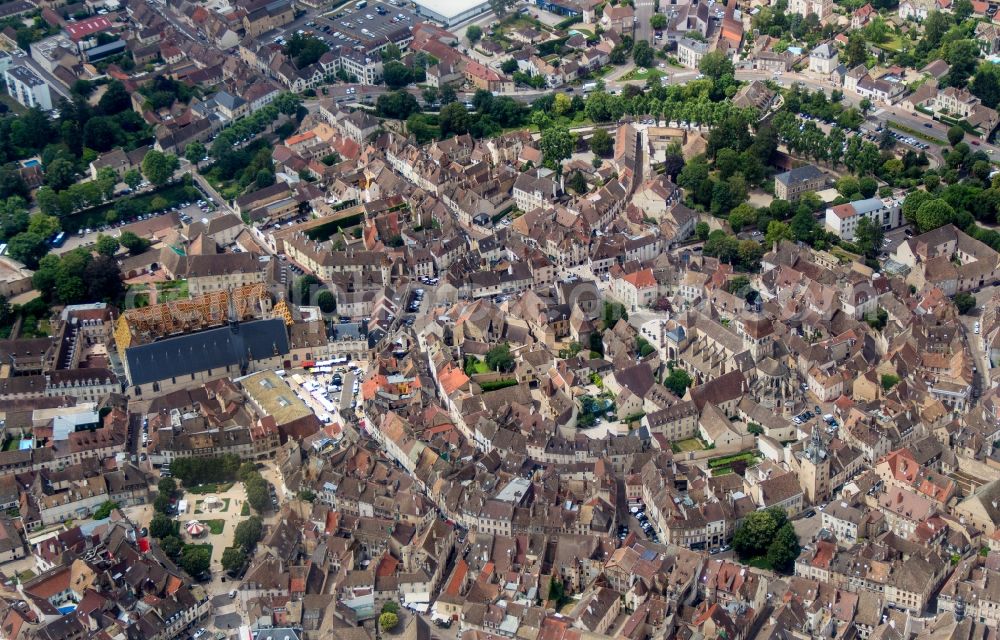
[
  {"x1": 125, "y1": 319, "x2": 289, "y2": 386},
  {"x1": 774, "y1": 164, "x2": 824, "y2": 186}
]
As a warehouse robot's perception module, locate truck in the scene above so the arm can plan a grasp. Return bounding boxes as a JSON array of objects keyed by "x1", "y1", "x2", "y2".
[
  {"x1": 355, "y1": 0, "x2": 366, "y2": 8},
  {"x1": 582, "y1": 82, "x2": 597, "y2": 93}
]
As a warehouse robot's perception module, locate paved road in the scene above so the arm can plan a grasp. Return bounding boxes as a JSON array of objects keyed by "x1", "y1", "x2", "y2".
[
  {"x1": 635, "y1": 0, "x2": 655, "y2": 46},
  {"x1": 152, "y1": 0, "x2": 203, "y2": 42},
  {"x1": 188, "y1": 165, "x2": 235, "y2": 214},
  {"x1": 874, "y1": 106, "x2": 1000, "y2": 157},
  {"x1": 213, "y1": 612, "x2": 242, "y2": 630},
  {"x1": 792, "y1": 509, "x2": 823, "y2": 544}
]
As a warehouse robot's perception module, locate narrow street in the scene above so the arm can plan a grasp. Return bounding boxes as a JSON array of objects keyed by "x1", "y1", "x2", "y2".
[{"x1": 634, "y1": 0, "x2": 654, "y2": 44}]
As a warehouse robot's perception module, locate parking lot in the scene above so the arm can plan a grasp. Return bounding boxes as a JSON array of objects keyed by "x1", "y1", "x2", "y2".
[
  {"x1": 885, "y1": 128, "x2": 932, "y2": 152},
  {"x1": 283, "y1": 362, "x2": 364, "y2": 427},
  {"x1": 627, "y1": 504, "x2": 661, "y2": 545},
  {"x1": 269, "y1": 1, "x2": 417, "y2": 53}
]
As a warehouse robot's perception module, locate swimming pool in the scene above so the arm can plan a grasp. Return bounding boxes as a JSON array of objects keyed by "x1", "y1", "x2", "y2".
[
  {"x1": 22, "y1": 159, "x2": 39, "y2": 168},
  {"x1": 57, "y1": 604, "x2": 76, "y2": 615}
]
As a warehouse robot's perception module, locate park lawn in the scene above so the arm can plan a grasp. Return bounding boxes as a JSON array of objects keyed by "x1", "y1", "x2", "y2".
[
  {"x1": 184, "y1": 542, "x2": 213, "y2": 558},
  {"x1": 241, "y1": 502, "x2": 250, "y2": 516},
  {"x1": 221, "y1": 498, "x2": 231, "y2": 512},
  {"x1": 187, "y1": 482, "x2": 234, "y2": 495},
  {"x1": 203, "y1": 519, "x2": 226, "y2": 535},
  {"x1": 469, "y1": 361, "x2": 489, "y2": 374},
  {"x1": 877, "y1": 35, "x2": 904, "y2": 52},
  {"x1": 672, "y1": 438, "x2": 707, "y2": 452},
  {"x1": 157, "y1": 280, "x2": 189, "y2": 302},
  {"x1": 18, "y1": 569, "x2": 34, "y2": 581},
  {"x1": 63, "y1": 183, "x2": 201, "y2": 233},
  {"x1": 708, "y1": 452, "x2": 760, "y2": 468},
  {"x1": 620, "y1": 67, "x2": 664, "y2": 83},
  {"x1": 708, "y1": 451, "x2": 762, "y2": 475}
]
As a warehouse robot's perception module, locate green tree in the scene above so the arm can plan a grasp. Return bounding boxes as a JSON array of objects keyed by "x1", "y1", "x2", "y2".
[
  {"x1": 699, "y1": 50, "x2": 735, "y2": 83},
  {"x1": 381, "y1": 43, "x2": 402, "y2": 62},
  {"x1": 83, "y1": 117, "x2": 120, "y2": 152},
  {"x1": 664, "y1": 368, "x2": 692, "y2": 396},
  {"x1": 179, "y1": 544, "x2": 211, "y2": 577},
  {"x1": 379, "y1": 612, "x2": 399, "y2": 633},
  {"x1": 972, "y1": 64, "x2": 1000, "y2": 109},
  {"x1": 255, "y1": 169, "x2": 275, "y2": 189},
  {"x1": 858, "y1": 176, "x2": 878, "y2": 198},
  {"x1": 549, "y1": 576, "x2": 570, "y2": 608},
  {"x1": 765, "y1": 523, "x2": 801, "y2": 573},
  {"x1": 119, "y1": 231, "x2": 150, "y2": 254},
  {"x1": 765, "y1": 220, "x2": 793, "y2": 245},
  {"x1": 500, "y1": 58, "x2": 518, "y2": 74},
  {"x1": 45, "y1": 158, "x2": 76, "y2": 191},
  {"x1": 948, "y1": 125, "x2": 965, "y2": 147},
  {"x1": 732, "y1": 506, "x2": 789, "y2": 562},
  {"x1": 221, "y1": 546, "x2": 247, "y2": 573},
  {"x1": 185, "y1": 141, "x2": 206, "y2": 164},
  {"x1": 489, "y1": 0, "x2": 514, "y2": 17},
  {"x1": 285, "y1": 33, "x2": 330, "y2": 68},
  {"x1": 123, "y1": 168, "x2": 142, "y2": 190},
  {"x1": 93, "y1": 501, "x2": 119, "y2": 519},
  {"x1": 233, "y1": 515, "x2": 264, "y2": 550},
  {"x1": 727, "y1": 203, "x2": 757, "y2": 232},
  {"x1": 382, "y1": 602, "x2": 400, "y2": 615},
  {"x1": 35, "y1": 186, "x2": 62, "y2": 218},
  {"x1": 946, "y1": 39, "x2": 980, "y2": 88},
  {"x1": 245, "y1": 476, "x2": 270, "y2": 512},
  {"x1": 141, "y1": 150, "x2": 178, "y2": 186},
  {"x1": 633, "y1": 40, "x2": 654, "y2": 68},
  {"x1": 85, "y1": 256, "x2": 124, "y2": 303},
  {"x1": 96, "y1": 234, "x2": 119, "y2": 257},
  {"x1": 650, "y1": 13, "x2": 667, "y2": 29},
  {"x1": 954, "y1": 292, "x2": 977, "y2": 314},
  {"x1": 97, "y1": 80, "x2": 131, "y2": 115},
  {"x1": 695, "y1": 221, "x2": 710, "y2": 241},
  {"x1": 466, "y1": 25, "x2": 482, "y2": 43},
  {"x1": 273, "y1": 92, "x2": 303, "y2": 116},
  {"x1": 383, "y1": 61, "x2": 413, "y2": 90},
  {"x1": 161, "y1": 535, "x2": 183, "y2": 558},
  {"x1": 540, "y1": 126, "x2": 574, "y2": 168},
  {"x1": 854, "y1": 217, "x2": 884, "y2": 259},
  {"x1": 237, "y1": 462, "x2": 258, "y2": 483},
  {"x1": 865, "y1": 307, "x2": 889, "y2": 330},
  {"x1": 790, "y1": 208, "x2": 818, "y2": 242},
  {"x1": 881, "y1": 374, "x2": 901, "y2": 390},
  {"x1": 590, "y1": 129, "x2": 613, "y2": 157},
  {"x1": 153, "y1": 493, "x2": 172, "y2": 514},
  {"x1": 296, "y1": 274, "x2": 321, "y2": 304},
  {"x1": 439, "y1": 101, "x2": 471, "y2": 137},
  {"x1": 8, "y1": 232, "x2": 49, "y2": 269},
  {"x1": 158, "y1": 477, "x2": 177, "y2": 497},
  {"x1": 27, "y1": 214, "x2": 59, "y2": 239},
  {"x1": 316, "y1": 290, "x2": 336, "y2": 313},
  {"x1": 568, "y1": 170, "x2": 588, "y2": 194},
  {"x1": 836, "y1": 176, "x2": 860, "y2": 198},
  {"x1": 846, "y1": 33, "x2": 867, "y2": 69},
  {"x1": 915, "y1": 199, "x2": 956, "y2": 233},
  {"x1": 150, "y1": 513, "x2": 174, "y2": 539},
  {"x1": 485, "y1": 343, "x2": 515, "y2": 372}
]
